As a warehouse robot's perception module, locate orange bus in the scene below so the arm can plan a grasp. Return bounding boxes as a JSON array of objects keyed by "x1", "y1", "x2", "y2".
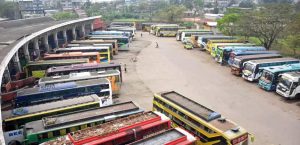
[{"x1": 43, "y1": 52, "x2": 101, "y2": 63}]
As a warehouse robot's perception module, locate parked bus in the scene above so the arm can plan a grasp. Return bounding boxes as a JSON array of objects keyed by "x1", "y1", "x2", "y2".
[
  {"x1": 228, "y1": 50, "x2": 280, "y2": 66},
  {"x1": 39, "y1": 70, "x2": 121, "y2": 95},
  {"x1": 46, "y1": 63, "x2": 123, "y2": 81},
  {"x1": 89, "y1": 35, "x2": 130, "y2": 51},
  {"x1": 24, "y1": 101, "x2": 143, "y2": 144},
  {"x1": 176, "y1": 29, "x2": 211, "y2": 41},
  {"x1": 62, "y1": 112, "x2": 170, "y2": 145},
  {"x1": 55, "y1": 47, "x2": 111, "y2": 62},
  {"x1": 106, "y1": 27, "x2": 136, "y2": 38},
  {"x1": 242, "y1": 58, "x2": 300, "y2": 82},
  {"x1": 43, "y1": 52, "x2": 100, "y2": 63},
  {"x1": 24, "y1": 59, "x2": 89, "y2": 78},
  {"x1": 90, "y1": 31, "x2": 131, "y2": 38},
  {"x1": 156, "y1": 26, "x2": 185, "y2": 37},
  {"x1": 181, "y1": 31, "x2": 213, "y2": 43},
  {"x1": 2, "y1": 95, "x2": 101, "y2": 144},
  {"x1": 128, "y1": 128, "x2": 196, "y2": 145},
  {"x1": 276, "y1": 72, "x2": 300, "y2": 99},
  {"x1": 189, "y1": 35, "x2": 215, "y2": 48},
  {"x1": 206, "y1": 39, "x2": 243, "y2": 53},
  {"x1": 16, "y1": 78, "x2": 111, "y2": 107},
  {"x1": 141, "y1": 23, "x2": 160, "y2": 32},
  {"x1": 258, "y1": 63, "x2": 300, "y2": 91},
  {"x1": 153, "y1": 91, "x2": 253, "y2": 145},
  {"x1": 230, "y1": 54, "x2": 282, "y2": 76},
  {"x1": 215, "y1": 46, "x2": 265, "y2": 64},
  {"x1": 210, "y1": 43, "x2": 255, "y2": 58},
  {"x1": 150, "y1": 24, "x2": 178, "y2": 35},
  {"x1": 198, "y1": 36, "x2": 235, "y2": 50},
  {"x1": 110, "y1": 21, "x2": 136, "y2": 28},
  {"x1": 71, "y1": 40, "x2": 118, "y2": 55}
]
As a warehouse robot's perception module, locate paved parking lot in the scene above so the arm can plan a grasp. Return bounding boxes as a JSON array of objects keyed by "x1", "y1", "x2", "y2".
[{"x1": 115, "y1": 32, "x2": 300, "y2": 145}]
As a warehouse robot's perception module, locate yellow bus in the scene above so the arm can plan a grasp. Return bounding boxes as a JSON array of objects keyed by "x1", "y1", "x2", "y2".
[
  {"x1": 153, "y1": 91, "x2": 254, "y2": 145},
  {"x1": 206, "y1": 39, "x2": 244, "y2": 53}
]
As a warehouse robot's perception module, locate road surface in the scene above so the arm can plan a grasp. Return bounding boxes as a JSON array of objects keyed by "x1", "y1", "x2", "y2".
[{"x1": 115, "y1": 32, "x2": 300, "y2": 145}]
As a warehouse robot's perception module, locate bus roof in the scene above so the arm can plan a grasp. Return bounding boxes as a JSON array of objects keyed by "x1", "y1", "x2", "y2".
[
  {"x1": 200, "y1": 35, "x2": 232, "y2": 39},
  {"x1": 161, "y1": 91, "x2": 220, "y2": 122},
  {"x1": 44, "y1": 52, "x2": 99, "y2": 58},
  {"x1": 71, "y1": 40, "x2": 117, "y2": 44},
  {"x1": 246, "y1": 57, "x2": 299, "y2": 64},
  {"x1": 179, "y1": 29, "x2": 211, "y2": 32},
  {"x1": 231, "y1": 50, "x2": 279, "y2": 55},
  {"x1": 46, "y1": 63, "x2": 121, "y2": 74},
  {"x1": 89, "y1": 35, "x2": 129, "y2": 39},
  {"x1": 26, "y1": 59, "x2": 88, "y2": 66},
  {"x1": 219, "y1": 46, "x2": 264, "y2": 50},
  {"x1": 214, "y1": 43, "x2": 255, "y2": 46},
  {"x1": 55, "y1": 47, "x2": 110, "y2": 52},
  {"x1": 129, "y1": 128, "x2": 185, "y2": 145},
  {"x1": 17, "y1": 78, "x2": 109, "y2": 96},
  {"x1": 67, "y1": 43, "x2": 113, "y2": 47},
  {"x1": 24, "y1": 101, "x2": 140, "y2": 133},
  {"x1": 263, "y1": 63, "x2": 300, "y2": 73},
  {"x1": 282, "y1": 72, "x2": 300, "y2": 81},
  {"x1": 160, "y1": 91, "x2": 242, "y2": 133},
  {"x1": 39, "y1": 70, "x2": 119, "y2": 85},
  {"x1": 235, "y1": 54, "x2": 282, "y2": 61},
  {"x1": 2, "y1": 94, "x2": 99, "y2": 121}
]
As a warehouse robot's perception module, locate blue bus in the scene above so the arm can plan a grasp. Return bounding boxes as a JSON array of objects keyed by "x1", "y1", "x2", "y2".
[
  {"x1": 228, "y1": 50, "x2": 279, "y2": 65},
  {"x1": 16, "y1": 78, "x2": 111, "y2": 107},
  {"x1": 242, "y1": 57, "x2": 300, "y2": 82},
  {"x1": 215, "y1": 46, "x2": 265, "y2": 64},
  {"x1": 258, "y1": 63, "x2": 300, "y2": 91}
]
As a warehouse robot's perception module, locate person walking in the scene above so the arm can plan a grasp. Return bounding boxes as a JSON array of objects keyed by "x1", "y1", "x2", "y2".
[
  {"x1": 141, "y1": 33, "x2": 143, "y2": 37},
  {"x1": 155, "y1": 42, "x2": 159, "y2": 48}
]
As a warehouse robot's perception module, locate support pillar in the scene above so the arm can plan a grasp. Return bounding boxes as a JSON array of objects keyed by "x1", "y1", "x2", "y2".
[
  {"x1": 23, "y1": 43, "x2": 30, "y2": 62},
  {"x1": 13, "y1": 52, "x2": 22, "y2": 72},
  {"x1": 53, "y1": 32, "x2": 59, "y2": 48},
  {"x1": 4, "y1": 66, "x2": 11, "y2": 83},
  {"x1": 43, "y1": 35, "x2": 50, "y2": 52},
  {"x1": 34, "y1": 38, "x2": 40, "y2": 59},
  {"x1": 81, "y1": 24, "x2": 86, "y2": 37},
  {"x1": 90, "y1": 23, "x2": 94, "y2": 31},
  {"x1": 72, "y1": 27, "x2": 77, "y2": 40},
  {"x1": 63, "y1": 30, "x2": 68, "y2": 43}
]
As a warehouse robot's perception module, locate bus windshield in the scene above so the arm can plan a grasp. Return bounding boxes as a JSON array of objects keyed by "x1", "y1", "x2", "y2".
[
  {"x1": 232, "y1": 59, "x2": 241, "y2": 68},
  {"x1": 243, "y1": 63, "x2": 255, "y2": 74},
  {"x1": 261, "y1": 71, "x2": 274, "y2": 84},
  {"x1": 278, "y1": 76, "x2": 293, "y2": 89}
]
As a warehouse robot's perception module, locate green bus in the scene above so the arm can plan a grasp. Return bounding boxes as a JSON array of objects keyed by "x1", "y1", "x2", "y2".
[
  {"x1": 24, "y1": 101, "x2": 143, "y2": 144},
  {"x1": 25, "y1": 59, "x2": 89, "y2": 78}
]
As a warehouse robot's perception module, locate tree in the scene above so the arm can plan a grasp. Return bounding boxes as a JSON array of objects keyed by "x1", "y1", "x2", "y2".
[
  {"x1": 217, "y1": 13, "x2": 240, "y2": 36},
  {"x1": 239, "y1": 0, "x2": 255, "y2": 8},
  {"x1": 260, "y1": 0, "x2": 293, "y2": 3},
  {"x1": 0, "y1": 1, "x2": 19, "y2": 19},
  {"x1": 156, "y1": 5, "x2": 186, "y2": 22},
  {"x1": 279, "y1": 13, "x2": 300, "y2": 56},
  {"x1": 52, "y1": 12, "x2": 78, "y2": 20}
]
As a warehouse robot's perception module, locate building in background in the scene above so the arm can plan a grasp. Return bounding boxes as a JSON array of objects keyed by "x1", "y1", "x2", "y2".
[{"x1": 17, "y1": 0, "x2": 45, "y2": 18}]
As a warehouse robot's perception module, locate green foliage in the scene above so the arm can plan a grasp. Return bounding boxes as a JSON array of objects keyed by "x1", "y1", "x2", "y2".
[
  {"x1": 0, "y1": 1, "x2": 18, "y2": 19},
  {"x1": 239, "y1": 0, "x2": 255, "y2": 8},
  {"x1": 217, "y1": 13, "x2": 240, "y2": 36},
  {"x1": 260, "y1": 0, "x2": 293, "y2": 3},
  {"x1": 219, "y1": 4, "x2": 295, "y2": 50},
  {"x1": 52, "y1": 12, "x2": 78, "y2": 20},
  {"x1": 181, "y1": 22, "x2": 194, "y2": 28},
  {"x1": 156, "y1": 5, "x2": 186, "y2": 22}
]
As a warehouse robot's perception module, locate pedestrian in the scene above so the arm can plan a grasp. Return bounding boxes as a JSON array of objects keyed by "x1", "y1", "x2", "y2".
[
  {"x1": 124, "y1": 64, "x2": 127, "y2": 73},
  {"x1": 141, "y1": 33, "x2": 143, "y2": 37},
  {"x1": 155, "y1": 42, "x2": 159, "y2": 48}
]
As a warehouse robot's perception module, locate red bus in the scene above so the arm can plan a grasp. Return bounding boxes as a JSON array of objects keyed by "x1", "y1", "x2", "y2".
[
  {"x1": 43, "y1": 52, "x2": 101, "y2": 63},
  {"x1": 44, "y1": 112, "x2": 171, "y2": 145}
]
